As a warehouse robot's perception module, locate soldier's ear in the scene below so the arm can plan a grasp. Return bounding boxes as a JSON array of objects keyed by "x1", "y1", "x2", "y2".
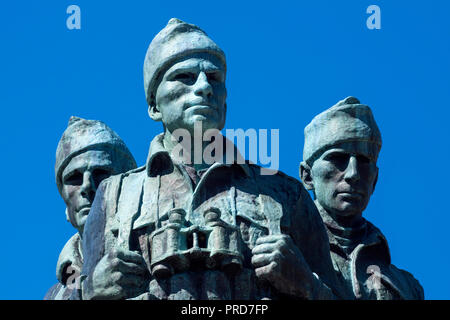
[
  {"x1": 371, "y1": 166, "x2": 379, "y2": 194},
  {"x1": 148, "y1": 97, "x2": 162, "y2": 122},
  {"x1": 65, "y1": 208, "x2": 70, "y2": 223},
  {"x1": 148, "y1": 93, "x2": 162, "y2": 121},
  {"x1": 300, "y1": 161, "x2": 314, "y2": 191}
]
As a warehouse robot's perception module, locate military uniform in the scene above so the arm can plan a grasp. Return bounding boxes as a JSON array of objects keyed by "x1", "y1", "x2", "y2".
[
  {"x1": 45, "y1": 116, "x2": 136, "y2": 300},
  {"x1": 301, "y1": 97, "x2": 424, "y2": 300},
  {"x1": 79, "y1": 134, "x2": 342, "y2": 300},
  {"x1": 44, "y1": 233, "x2": 83, "y2": 300},
  {"x1": 320, "y1": 208, "x2": 424, "y2": 300}
]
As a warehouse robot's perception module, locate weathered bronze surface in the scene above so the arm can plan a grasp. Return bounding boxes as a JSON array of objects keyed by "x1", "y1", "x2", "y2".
[
  {"x1": 300, "y1": 97, "x2": 424, "y2": 299},
  {"x1": 44, "y1": 117, "x2": 136, "y2": 300},
  {"x1": 76, "y1": 19, "x2": 341, "y2": 300}
]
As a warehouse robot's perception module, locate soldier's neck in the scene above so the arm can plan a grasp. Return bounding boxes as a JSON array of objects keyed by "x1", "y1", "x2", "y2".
[
  {"x1": 315, "y1": 202, "x2": 367, "y2": 254},
  {"x1": 162, "y1": 130, "x2": 211, "y2": 172},
  {"x1": 315, "y1": 200, "x2": 365, "y2": 230}
]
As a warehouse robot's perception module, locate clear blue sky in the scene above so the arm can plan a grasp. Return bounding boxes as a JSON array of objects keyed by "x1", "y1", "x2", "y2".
[{"x1": 1, "y1": 1, "x2": 449, "y2": 299}]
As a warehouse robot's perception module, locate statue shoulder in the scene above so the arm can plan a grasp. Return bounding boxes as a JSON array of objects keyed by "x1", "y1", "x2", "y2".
[
  {"x1": 390, "y1": 264, "x2": 425, "y2": 300},
  {"x1": 247, "y1": 164, "x2": 312, "y2": 228},
  {"x1": 122, "y1": 165, "x2": 146, "y2": 176},
  {"x1": 102, "y1": 165, "x2": 146, "y2": 187},
  {"x1": 95, "y1": 165, "x2": 147, "y2": 199},
  {"x1": 44, "y1": 282, "x2": 64, "y2": 300},
  {"x1": 89, "y1": 165, "x2": 147, "y2": 236},
  {"x1": 56, "y1": 233, "x2": 82, "y2": 285},
  {"x1": 365, "y1": 221, "x2": 425, "y2": 299},
  {"x1": 247, "y1": 163, "x2": 303, "y2": 195}
]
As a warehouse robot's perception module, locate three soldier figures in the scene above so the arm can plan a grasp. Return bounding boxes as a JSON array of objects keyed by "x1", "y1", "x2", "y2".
[{"x1": 46, "y1": 19, "x2": 423, "y2": 300}]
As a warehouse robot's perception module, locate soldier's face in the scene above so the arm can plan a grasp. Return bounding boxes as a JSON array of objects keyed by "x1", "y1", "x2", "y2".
[
  {"x1": 154, "y1": 52, "x2": 227, "y2": 134},
  {"x1": 310, "y1": 142, "x2": 378, "y2": 217},
  {"x1": 61, "y1": 150, "x2": 115, "y2": 234}
]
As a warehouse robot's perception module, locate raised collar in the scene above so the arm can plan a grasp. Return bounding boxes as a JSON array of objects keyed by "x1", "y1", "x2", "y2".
[
  {"x1": 316, "y1": 202, "x2": 391, "y2": 264},
  {"x1": 146, "y1": 133, "x2": 173, "y2": 177},
  {"x1": 56, "y1": 232, "x2": 83, "y2": 285},
  {"x1": 146, "y1": 133, "x2": 252, "y2": 178}
]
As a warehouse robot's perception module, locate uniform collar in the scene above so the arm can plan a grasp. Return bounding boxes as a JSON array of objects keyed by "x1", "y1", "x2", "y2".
[
  {"x1": 146, "y1": 133, "x2": 252, "y2": 178},
  {"x1": 317, "y1": 202, "x2": 391, "y2": 264},
  {"x1": 56, "y1": 232, "x2": 83, "y2": 285}
]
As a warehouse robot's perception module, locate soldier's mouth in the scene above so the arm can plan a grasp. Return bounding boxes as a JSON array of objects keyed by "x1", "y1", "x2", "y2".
[
  {"x1": 78, "y1": 205, "x2": 91, "y2": 215},
  {"x1": 337, "y1": 192, "x2": 365, "y2": 201},
  {"x1": 187, "y1": 99, "x2": 218, "y2": 110},
  {"x1": 338, "y1": 192, "x2": 361, "y2": 196},
  {"x1": 188, "y1": 104, "x2": 218, "y2": 112},
  {"x1": 337, "y1": 187, "x2": 365, "y2": 195}
]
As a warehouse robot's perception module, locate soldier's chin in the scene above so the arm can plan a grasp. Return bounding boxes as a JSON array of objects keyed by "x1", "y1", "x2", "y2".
[
  {"x1": 186, "y1": 116, "x2": 224, "y2": 132},
  {"x1": 335, "y1": 202, "x2": 363, "y2": 217},
  {"x1": 76, "y1": 207, "x2": 91, "y2": 224},
  {"x1": 76, "y1": 215, "x2": 88, "y2": 232},
  {"x1": 78, "y1": 207, "x2": 91, "y2": 216}
]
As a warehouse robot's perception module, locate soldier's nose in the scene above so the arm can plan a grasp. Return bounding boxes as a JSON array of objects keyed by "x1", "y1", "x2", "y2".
[
  {"x1": 80, "y1": 171, "x2": 96, "y2": 200},
  {"x1": 193, "y1": 72, "x2": 213, "y2": 98},
  {"x1": 344, "y1": 156, "x2": 360, "y2": 182}
]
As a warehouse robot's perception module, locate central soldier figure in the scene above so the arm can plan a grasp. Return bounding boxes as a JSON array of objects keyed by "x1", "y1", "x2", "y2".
[{"x1": 78, "y1": 18, "x2": 342, "y2": 300}]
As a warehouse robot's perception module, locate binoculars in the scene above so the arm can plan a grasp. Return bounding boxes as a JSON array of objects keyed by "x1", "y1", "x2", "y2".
[{"x1": 149, "y1": 207, "x2": 244, "y2": 279}]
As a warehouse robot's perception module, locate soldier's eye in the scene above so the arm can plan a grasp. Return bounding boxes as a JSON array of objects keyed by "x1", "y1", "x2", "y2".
[
  {"x1": 356, "y1": 155, "x2": 371, "y2": 165},
  {"x1": 325, "y1": 153, "x2": 348, "y2": 162},
  {"x1": 173, "y1": 72, "x2": 195, "y2": 84},
  {"x1": 64, "y1": 171, "x2": 83, "y2": 185},
  {"x1": 206, "y1": 71, "x2": 223, "y2": 83},
  {"x1": 92, "y1": 169, "x2": 111, "y2": 187},
  {"x1": 324, "y1": 153, "x2": 349, "y2": 170}
]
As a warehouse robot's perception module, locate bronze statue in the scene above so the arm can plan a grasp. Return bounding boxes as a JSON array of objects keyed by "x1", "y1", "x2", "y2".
[
  {"x1": 44, "y1": 116, "x2": 136, "y2": 299},
  {"x1": 300, "y1": 97, "x2": 424, "y2": 299},
  {"x1": 77, "y1": 19, "x2": 342, "y2": 300}
]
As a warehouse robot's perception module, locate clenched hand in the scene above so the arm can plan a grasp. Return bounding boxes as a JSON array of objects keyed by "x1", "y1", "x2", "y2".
[
  {"x1": 85, "y1": 247, "x2": 149, "y2": 300},
  {"x1": 251, "y1": 234, "x2": 316, "y2": 298}
]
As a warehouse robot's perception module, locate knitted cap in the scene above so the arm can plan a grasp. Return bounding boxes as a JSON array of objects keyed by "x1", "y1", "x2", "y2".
[
  {"x1": 55, "y1": 116, "x2": 136, "y2": 193},
  {"x1": 143, "y1": 18, "x2": 226, "y2": 106},
  {"x1": 303, "y1": 97, "x2": 382, "y2": 164}
]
